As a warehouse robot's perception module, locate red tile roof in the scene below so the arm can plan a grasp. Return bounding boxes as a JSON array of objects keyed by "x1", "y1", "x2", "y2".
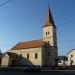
[{"x1": 12, "y1": 39, "x2": 43, "y2": 50}]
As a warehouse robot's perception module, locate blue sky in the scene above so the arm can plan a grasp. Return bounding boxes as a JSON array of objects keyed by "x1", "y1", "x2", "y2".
[{"x1": 0, "y1": 0, "x2": 75, "y2": 55}]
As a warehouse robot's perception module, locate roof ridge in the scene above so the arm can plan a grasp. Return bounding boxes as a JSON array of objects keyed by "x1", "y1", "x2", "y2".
[
  {"x1": 11, "y1": 39, "x2": 43, "y2": 50},
  {"x1": 20, "y1": 39, "x2": 42, "y2": 43},
  {"x1": 67, "y1": 49, "x2": 75, "y2": 55}
]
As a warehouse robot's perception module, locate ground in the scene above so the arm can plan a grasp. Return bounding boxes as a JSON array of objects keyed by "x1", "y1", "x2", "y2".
[{"x1": 0, "y1": 69, "x2": 75, "y2": 75}]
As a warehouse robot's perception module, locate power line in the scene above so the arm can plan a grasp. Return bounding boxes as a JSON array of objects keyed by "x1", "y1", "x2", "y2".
[
  {"x1": 0, "y1": 0, "x2": 11, "y2": 7},
  {"x1": 58, "y1": 39, "x2": 75, "y2": 43}
]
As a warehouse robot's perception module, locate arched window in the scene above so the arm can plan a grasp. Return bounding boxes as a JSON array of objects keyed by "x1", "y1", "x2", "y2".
[
  {"x1": 46, "y1": 32, "x2": 49, "y2": 35},
  {"x1": 48, "y1": 41, "x2": 49, "y2": 44},
  {"x1": 27, "y1": 54, "x2": 29, "y2": 59},
  {"x1": 46, "y1": 32, "x2": 47, "y2": 35},
  {"x1": 48, "y1": 31, "x2": 49, "y2": 34},
  {"x1": 35, "y1": 53, "x2": 38, "y2": 59}
]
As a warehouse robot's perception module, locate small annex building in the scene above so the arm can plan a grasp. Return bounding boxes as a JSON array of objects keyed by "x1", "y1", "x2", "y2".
[{"x1": 67, "y1": 49, "x2": 75, "y2": 66}]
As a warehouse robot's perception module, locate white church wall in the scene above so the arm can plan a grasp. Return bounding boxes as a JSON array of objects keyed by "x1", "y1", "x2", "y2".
[{"x1": 9, "y1": 47, "x2": 43, "y2": 66}]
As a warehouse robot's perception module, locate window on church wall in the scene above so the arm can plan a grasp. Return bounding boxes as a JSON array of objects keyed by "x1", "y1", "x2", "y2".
[
  {"x1": 46, "y1": 31, "x2": 49, "y2": 35},
  {"x1": 35, "y1": 53, "x2": 38, "y2": 59},
  {"x1": 46, "y1": 32, "x2": 47, "y2": 35},
  {"x1": 48, "y1": 41, "x2": 49, "y2": 44},
  {"x1": 48, "y1": 31, "x2": 49, "y2": 34},
  {"x1": 27, "y1": 54, "x2": 29, "y2": 59}
]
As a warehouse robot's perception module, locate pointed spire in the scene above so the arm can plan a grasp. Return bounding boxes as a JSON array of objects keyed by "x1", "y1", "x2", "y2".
[{"x1": 43, "y1": 3, "x2": 56, "y2": 28}]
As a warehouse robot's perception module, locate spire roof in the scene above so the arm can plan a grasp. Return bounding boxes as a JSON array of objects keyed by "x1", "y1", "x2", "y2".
[{"x1": 43, "y1": 5, "x2": 56, "y2": 28}]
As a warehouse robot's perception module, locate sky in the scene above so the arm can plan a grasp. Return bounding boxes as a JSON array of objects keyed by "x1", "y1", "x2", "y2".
[{"x1": 0, "y1": 0, "x2": 75, "y2": 56}]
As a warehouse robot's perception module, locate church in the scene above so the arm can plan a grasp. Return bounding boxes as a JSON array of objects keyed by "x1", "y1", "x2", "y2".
[{"x1": 1, "y1": 5, "x2": 58, "y2": 67}]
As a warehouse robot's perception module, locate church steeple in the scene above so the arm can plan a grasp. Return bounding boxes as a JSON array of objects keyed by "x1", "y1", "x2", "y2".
[
  {"x1": 43, "y1": 5, "x2": 56, "y2": 28},
  {"x1": 42, "y1": 3, "x2": 58, "y2": 66},
  {"x1": 43, "y1": 4, "x2": 57, "y2": 46}
]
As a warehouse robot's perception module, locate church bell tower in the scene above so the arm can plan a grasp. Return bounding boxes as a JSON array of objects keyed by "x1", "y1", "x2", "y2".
[{"x1": 42, "y1": 5, "x2": 58, "y2": 66}]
